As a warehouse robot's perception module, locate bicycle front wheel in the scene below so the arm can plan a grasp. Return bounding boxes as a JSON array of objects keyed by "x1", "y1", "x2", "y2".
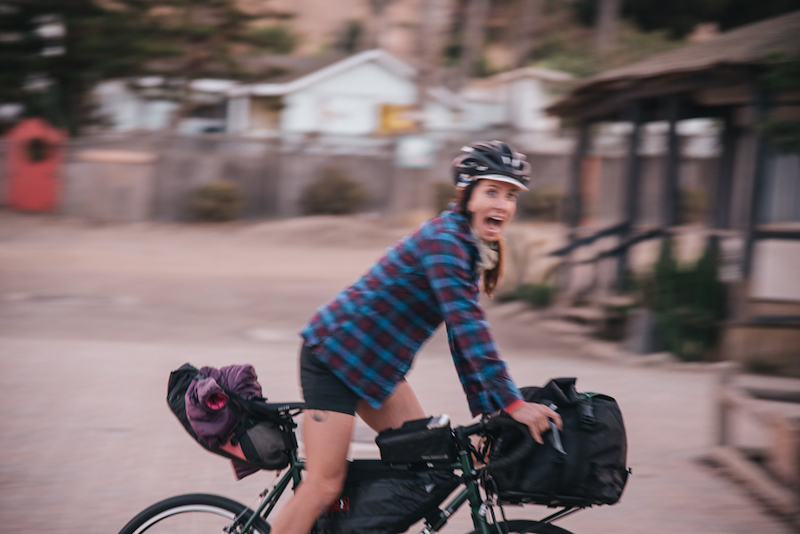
[
  {"x1": 468, "y1": 519, "x2": 574, "y2": 534},
  {"x1": 118, "y1": 493, "x2": 271, "y2": 534}
]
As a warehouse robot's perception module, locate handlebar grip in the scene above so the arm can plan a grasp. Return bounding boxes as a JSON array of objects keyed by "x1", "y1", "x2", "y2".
[{"x1": 483, "y1": 417, "x2": 536, "y2": 471}]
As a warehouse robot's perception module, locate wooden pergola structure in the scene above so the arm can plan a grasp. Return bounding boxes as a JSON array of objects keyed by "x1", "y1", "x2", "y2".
[{"x1": 547, "y1": 11, "x2": 800, "y2": 315}]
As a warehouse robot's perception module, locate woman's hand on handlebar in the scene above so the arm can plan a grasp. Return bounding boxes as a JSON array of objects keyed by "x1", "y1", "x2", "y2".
[{"x1": 506, "y1": 402, "x2": 562, "y2": 444}]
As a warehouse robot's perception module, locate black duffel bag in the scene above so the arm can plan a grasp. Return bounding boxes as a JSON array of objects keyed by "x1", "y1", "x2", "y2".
[{"x1": 486, "y1": 377, "x2": 629, "y2": 508}]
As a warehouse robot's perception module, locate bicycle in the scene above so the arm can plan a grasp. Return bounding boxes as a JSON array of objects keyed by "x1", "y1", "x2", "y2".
[{"x1": 118, "y1": 400, "x2": 582, "y2": 534}]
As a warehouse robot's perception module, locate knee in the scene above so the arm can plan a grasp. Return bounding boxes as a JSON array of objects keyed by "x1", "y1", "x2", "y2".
[{"x1": 303, "y1": 471, "x2": 346, "y2": 505}]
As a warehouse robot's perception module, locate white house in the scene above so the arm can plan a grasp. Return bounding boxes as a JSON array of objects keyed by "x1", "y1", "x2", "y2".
[
  {"x1": 93, "y1": 50, "x2": 573, "y2": 146},
  {"x1": 226, "y1": 49, "x2": 418, "y2": 137},
  {"x1": 94, "y1": 78, "x2": 238, "y2": 134},
  {"x1": 426, "y1": 67, "x2": 572, "y2": 132}
]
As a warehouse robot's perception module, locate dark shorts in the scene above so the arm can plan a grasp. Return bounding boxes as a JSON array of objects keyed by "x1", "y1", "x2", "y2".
[{"x1": 299, "y1": 344, "x2": 359, "y2": 416}]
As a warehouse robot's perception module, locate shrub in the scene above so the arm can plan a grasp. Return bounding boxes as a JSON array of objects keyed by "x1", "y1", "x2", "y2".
[
  {"x1": 637, "y1": 238, "x2": 725, "y2": 361},
  {"x1": 299, "y1": 167, "x2": 367, "y2": 215},
  {"x1": 518, "y1": 184, "x2": 563, "y2": 221},
  {"x1": 189, "y1": 181, "x2": 242, "y2": 222},
  {"x1": 680, "y1": 186, "x2": 708, "y2": 224},
  {"x1": 501, "y1": 283, "x2": 556, "y2": 308}
]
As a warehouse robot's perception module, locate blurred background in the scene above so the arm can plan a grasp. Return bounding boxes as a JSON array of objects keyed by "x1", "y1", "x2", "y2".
[{"x1": 2, "y1": 1, "x2": 800, "y2": 533}]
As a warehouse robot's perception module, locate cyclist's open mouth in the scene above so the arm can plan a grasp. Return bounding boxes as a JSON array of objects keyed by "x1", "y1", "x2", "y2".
[{"x1": 481, "y1": 216, "x2": 505, "y2": 239}]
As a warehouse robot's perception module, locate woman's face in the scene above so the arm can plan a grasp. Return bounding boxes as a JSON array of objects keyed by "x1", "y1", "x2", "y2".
[{"x1": 466, "y1": 179, "x2": 520, "y2": 242}]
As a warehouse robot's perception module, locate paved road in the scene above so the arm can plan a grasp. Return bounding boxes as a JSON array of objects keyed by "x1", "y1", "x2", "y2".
[{"x1": 0, "y1": 211, "x2": 792, "y2": 534}]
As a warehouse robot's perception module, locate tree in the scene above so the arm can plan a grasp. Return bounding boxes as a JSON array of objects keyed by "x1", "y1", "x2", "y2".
[
  {"x1": 456, "y1": 0, "x2": 490, "y2": 85},
  {"x1": 417, "y1": 0, "x2": 457, "y2": 98},
  {"x1": 594, "y1": 0, "x2": 621, "y2": 52},
  {"x1": 365, "y1": 0, "x2": 392, "y2": 50},
  {"x1": 0, "y1": 0, "x2": 298, "y2": 135},
  {"x1": 0, "y1": 0, "x2": 158, "y2": 134},
  {"x1": 622, "y1": 0, "x2": 800, "y2": 38},
  {"x1": 760, "y1": 46, "x2": 800, "y2": 154},
  {"x1": 514, "y1": 0, "x2": 544, "y2": 68}
]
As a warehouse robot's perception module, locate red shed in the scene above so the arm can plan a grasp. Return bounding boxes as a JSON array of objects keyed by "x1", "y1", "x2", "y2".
[{"x1": 4, "y1": 118, "x2": 66, "y2": 212}]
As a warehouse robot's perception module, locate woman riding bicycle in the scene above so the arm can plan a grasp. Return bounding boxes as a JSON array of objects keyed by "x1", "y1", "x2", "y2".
[{"x1": 271, "y1": 140, "x2": 562, "y2": 534}]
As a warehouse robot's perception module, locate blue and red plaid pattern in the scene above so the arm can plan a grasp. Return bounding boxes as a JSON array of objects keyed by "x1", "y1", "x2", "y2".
[{"x1": 300, "y1": 209, "x2": 523, "y2": 417}]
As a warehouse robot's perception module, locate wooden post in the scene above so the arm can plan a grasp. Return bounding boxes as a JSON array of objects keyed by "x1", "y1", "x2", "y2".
[
  {"x1": 716, "y1": 362, "x2": 737, "y2": 446},
  {"x1": 617, "y1": 100, "x2": 643, "y2": 290},
  {"x1": 743, "y1": 87, "x2": 770, "y2": 278},
  {"x1": 712, "y1": 109, "x2": 737, "y2": 231},
  {"x1": 566, "y1": 123, "x2": 590, "y2": 229},
  {"x1": 559, "y1": 123, "x2": 590, "y2": 293},
  {"x1": 662, "y1": 94, "x2": 680, "y2": 228},
  {"x1": 705, "y1": 108, "x2": 737, "y2": 267}
]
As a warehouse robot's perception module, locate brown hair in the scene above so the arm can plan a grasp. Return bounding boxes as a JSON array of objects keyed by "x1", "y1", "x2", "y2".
[{"x1": 453, "y1": 185, "x2": 505, "y2": 298}]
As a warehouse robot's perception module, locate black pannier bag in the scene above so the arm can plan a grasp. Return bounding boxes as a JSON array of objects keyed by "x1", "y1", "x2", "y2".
[
  {"x1": 314, "y1": 460, "x2": 460, "y2": 534},
  {"x1": 167, "y1": 363, "x2": 290, "y2": 479},
  {"x1": 375, "y1": 416, "x2": 458, "y2": 465},
  {"x1": 486, "y1": 377, "x2": 629, "y2": 507}
]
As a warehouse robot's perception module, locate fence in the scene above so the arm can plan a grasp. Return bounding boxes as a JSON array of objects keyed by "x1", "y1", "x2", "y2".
[{"x1": 0, "y1": 131, "x2": 720, "y2": 226}]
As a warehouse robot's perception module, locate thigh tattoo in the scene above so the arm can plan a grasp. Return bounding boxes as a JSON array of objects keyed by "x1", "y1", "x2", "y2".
[{"x1": 310, "y1": 410, "x2": 330, "y2": 422}]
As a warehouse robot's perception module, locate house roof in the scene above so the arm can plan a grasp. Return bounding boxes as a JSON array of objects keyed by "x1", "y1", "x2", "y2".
[
  {"x1": 549, "y1": 10, "x2": 800, "y2": 118},
  {"x1": 488, "y1": 67, "x2": 574, "y2": 84},
  {"x1": 465, "y1": 67, "x2": 572, "y2": 94},
  {"x1": 233, "y1": 54, "x2": 349, "y2": 84},
  {"x1": 458, "y1": 66, "x2": 573, "y2": 104},
  {"x1": 230, "y1": 49, "x2": 417, "y2": 97}
]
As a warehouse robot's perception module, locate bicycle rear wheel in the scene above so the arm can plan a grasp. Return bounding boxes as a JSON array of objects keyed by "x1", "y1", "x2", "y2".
[
  {"x1": 118, "y1": 493, "x2": 271, "y2": 534},
  {"x1": 468, "y1": 519, "x2": 573, "y2": 534}
]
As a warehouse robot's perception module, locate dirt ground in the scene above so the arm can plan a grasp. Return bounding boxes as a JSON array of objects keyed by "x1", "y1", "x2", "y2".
[{"x1": 0, "y1": 210, "x2": 793, "y2": 534}]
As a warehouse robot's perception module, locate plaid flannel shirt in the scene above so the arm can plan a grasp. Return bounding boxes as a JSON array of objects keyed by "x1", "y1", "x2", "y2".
[{"x1": 300, "y1": 209, "x2": 523, "y2": 417}]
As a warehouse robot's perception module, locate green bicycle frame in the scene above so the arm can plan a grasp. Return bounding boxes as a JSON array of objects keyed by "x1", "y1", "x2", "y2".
[{"x1": 236, "y1": 445, "x2": 495, "y2": 534}]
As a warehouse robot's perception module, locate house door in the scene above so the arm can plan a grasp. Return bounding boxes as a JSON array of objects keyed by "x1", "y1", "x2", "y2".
[{"x1": 4, "y1": 118, "x2": 66, "y2": 212}]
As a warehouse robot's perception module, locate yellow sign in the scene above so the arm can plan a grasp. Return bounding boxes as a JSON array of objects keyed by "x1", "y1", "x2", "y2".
[{"x1": 376, "y1": 104, "x2": 417, "y2": 135}]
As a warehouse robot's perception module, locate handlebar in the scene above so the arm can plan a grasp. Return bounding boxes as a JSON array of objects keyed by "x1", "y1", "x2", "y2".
[
  {"x1": 242, "y1": 402, "x2": 552, "y2": 472},
  {"x1": 455, "y1": 413, "x2": 567, "y2": 470},
  {"x1": 481, "y1": 416, "x2": 537, "y2": 470},
  {"x1": 452, "y1": 415, "x2": 535, "y2": 470}
]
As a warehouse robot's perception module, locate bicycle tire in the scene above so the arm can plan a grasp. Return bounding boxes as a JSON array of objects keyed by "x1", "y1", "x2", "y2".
[
  {"x1": 118, "y1": 493, "x2": 271, "y2": 534},
  {"x1": 467, "y1": 519, "x2": 574, "y2": 534}
]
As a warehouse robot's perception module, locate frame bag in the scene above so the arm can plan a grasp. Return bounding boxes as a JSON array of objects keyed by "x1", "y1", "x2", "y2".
[
  {"x1": 314, "y1": 460, "x2": 459, "y2": 534},
  {"x1": 486, "y1": 377, "x2": 629, "y2": 507},
  {"x1": 375, "y1": 416, "x2": 458, "y2": 465}
]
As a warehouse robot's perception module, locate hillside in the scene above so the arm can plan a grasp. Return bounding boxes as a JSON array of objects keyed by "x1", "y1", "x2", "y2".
[{"x1": 133, "y1": 0, "x2": 690, "y2": 82}]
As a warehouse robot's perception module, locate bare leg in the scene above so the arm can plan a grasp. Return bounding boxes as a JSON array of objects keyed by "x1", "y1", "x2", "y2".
[
  {"x1": 269, "y1": 409, "x2": 354, "y2": 534},
  {"x1": 357, "y1": 380, "x2": 426, "y2": 432},
  {"x1": 271, "y1": 382, "x2": 424, "y2": 534}
]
